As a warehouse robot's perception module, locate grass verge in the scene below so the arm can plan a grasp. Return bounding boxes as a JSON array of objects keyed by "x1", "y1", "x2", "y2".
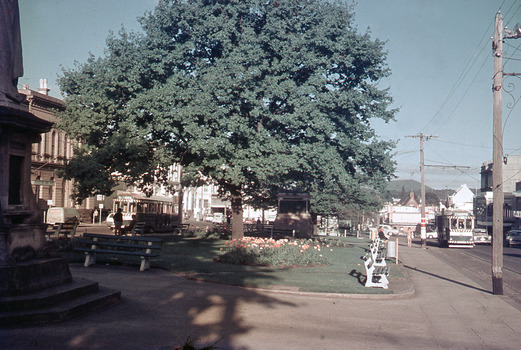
[{"x1": 62, "y1": 235, "x2": 406, "y2": 295}]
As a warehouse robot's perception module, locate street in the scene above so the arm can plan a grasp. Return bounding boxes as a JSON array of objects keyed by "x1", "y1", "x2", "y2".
[{"x1": 424, "y1": 239, "x2": 521, "y2": 309}]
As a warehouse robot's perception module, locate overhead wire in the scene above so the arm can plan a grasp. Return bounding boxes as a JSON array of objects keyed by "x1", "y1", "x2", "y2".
[
  {"x1": 502, "y1": 39, "x2": 521, "y2": 137},
  {"x1": 420, "y1": 10, "x2": 497, "y2": 132},
  {"x1": 423, "y1": 0, "x2": 520, "y2": 136},
  {"x1": 503, "y1": 1, "x2": 521, "y2": 28},
  {"x1": 399, "y1": 1, "x2": 521, "y2": 187},
  {"x1": 430, "y1": 48, "x2": 490, "y2": 135},
  {"x1": 421, "y1": 2, "x2": 520, "y2": 172}
]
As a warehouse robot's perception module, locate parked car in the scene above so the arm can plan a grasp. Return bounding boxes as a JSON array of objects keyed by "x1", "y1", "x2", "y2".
[
  {"x1": 204, "y1": 214, "x2": 214, "y2": 222},
  {"x1": 379, "y1": 225, "x2": 399, "y2": 237},
  {"x1": 426, "y1": 230, "x2": 438, "y2": 239},
  {"x1": 506, "y1": 230, "x2": 521, "y2": 247},
  {"x1": 105, "y1": 212, "x2": 134, "y2": 230},
  {"x1": 212, "y1": 213, "x2": 224, "y2": 223},
  {"x1": 46, "y1": 207, "x2": 80, "y2": 225},
  {"x1": 473, "y1": 228, "x2": 491, "y2": 244}
]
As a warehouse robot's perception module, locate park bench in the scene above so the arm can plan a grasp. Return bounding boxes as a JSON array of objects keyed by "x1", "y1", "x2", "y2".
[
  {"x1": 127, "y1": 221, "x2": 146, "y2": 236},
  {"x1": 46, "y1": 219, "x2": 79, "y2": 241},
  {"x1": 362, "y1": 254, "x2": 390, "y2": 289},
  {"x1": 369, "y1": 238, "x2": 387, "y2": 264},
  {"x1": 172, "y1": 223, "x2": 190, "y2": 234},
  {"x1": 361, "y1": 238, "x2": 389, "y2": 289},
  {"x1": 75, "y1": 233, "x2": 162, "y2": 271}
]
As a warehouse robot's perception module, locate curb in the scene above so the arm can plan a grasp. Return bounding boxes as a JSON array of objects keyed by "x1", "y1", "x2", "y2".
[{"x1": 172, "y1": 265, "x2": 416, "y2": 300}]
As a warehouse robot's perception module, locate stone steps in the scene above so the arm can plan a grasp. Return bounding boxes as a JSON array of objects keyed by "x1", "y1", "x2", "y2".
[{"x1": 0, "y1": 278, "x2": 120, "y2": 327}]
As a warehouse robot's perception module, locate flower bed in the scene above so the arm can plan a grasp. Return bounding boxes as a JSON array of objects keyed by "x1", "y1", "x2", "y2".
[{"x1": 217, "y1": 237, "x2": 331, "y2": 267}]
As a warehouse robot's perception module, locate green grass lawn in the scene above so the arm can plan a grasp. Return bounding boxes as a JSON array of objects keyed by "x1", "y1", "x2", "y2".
[{"x1": 63, "y1": 235, "x2": 405, "y2": 295}]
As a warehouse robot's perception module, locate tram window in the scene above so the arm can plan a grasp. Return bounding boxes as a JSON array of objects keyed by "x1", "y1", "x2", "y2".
[
  {"x1": 466, "y1": 219, "x2": 472, "y2": 229},
  {"x1": 451, "y1": 218, "x2": 458, "y2": 229},
  {"x1": 457, "y1": 219, "x2": 465, "y2": 230}
]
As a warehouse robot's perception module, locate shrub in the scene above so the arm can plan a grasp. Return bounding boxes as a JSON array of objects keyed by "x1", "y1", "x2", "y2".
[
  {"x1": 217, "y1": 237, "x2": 330, "y2": 267},
  {"x1": 315, "y1": 237, "x2": 353, "y2": 248}
]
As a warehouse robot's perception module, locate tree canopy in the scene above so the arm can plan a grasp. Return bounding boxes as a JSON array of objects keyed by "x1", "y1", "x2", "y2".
[{"x1": 58, "y1": 0, "x2": 397, "y2": 238}]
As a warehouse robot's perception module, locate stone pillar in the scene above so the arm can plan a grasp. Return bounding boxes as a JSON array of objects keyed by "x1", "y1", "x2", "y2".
[{"x1": 0, "y1": 106, "x2": 52, "y2": 265}]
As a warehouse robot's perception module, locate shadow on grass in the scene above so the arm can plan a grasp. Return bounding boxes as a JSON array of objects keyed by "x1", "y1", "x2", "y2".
[{"x1": 349, "y1": 268, "x2": 365, "y2": 285}]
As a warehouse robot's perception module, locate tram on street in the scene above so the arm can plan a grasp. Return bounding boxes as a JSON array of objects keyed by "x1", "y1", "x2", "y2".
[
  {"x1": 436, "y1": 210, "x2": 475, "y2": 248},
  {"x1": 112, "y1": 191, "x2": 178, "y2": 232}
]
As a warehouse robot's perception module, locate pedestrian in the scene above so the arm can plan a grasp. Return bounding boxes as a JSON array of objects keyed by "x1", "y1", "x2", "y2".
[
  {"x1": 92, "y1": 209, "x2": 99, "y2": 224},
  {"x1": 407, "y1": 227, "x2": 413, "y2": 247},
  {"x1": 113, "y1": 208, "x2": 123, "y2": 235},
  {"x1": 378, "y1": 227, "x2": 388, "y2": 241}
]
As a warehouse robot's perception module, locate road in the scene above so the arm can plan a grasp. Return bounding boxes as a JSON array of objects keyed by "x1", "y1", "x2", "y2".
[{"x1": 425, "y1": 239, "x2": 521, "y2": 309}]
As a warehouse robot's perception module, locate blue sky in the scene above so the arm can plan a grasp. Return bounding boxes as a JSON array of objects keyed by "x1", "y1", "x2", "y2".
[{"x1": 18, "y1": 0, "x2": 521, "y2": 190}]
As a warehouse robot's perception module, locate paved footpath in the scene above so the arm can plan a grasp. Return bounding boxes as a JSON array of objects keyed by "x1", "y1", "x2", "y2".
[{"x1": 2, "y1": 240, "x2": 521, "y2": 350}]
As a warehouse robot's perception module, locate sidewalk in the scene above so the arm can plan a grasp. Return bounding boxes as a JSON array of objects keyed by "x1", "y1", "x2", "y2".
[{"x1": 1, "y1": 239, "x2": 521, "y2": 349}]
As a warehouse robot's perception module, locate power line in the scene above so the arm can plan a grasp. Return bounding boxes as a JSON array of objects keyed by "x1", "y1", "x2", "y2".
[
  {"x1": 421, "y1": 13, "x2": 496, "y2": 132},
  {"x1": 424, "y1": 1, "x2": 520, "y2": 135},
  {"x1": 429, "y1": 138, "x2": 491, "y2": 149}
]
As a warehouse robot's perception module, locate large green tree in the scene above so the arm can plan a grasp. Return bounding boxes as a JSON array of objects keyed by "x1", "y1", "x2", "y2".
[{"x1": 58, "y1": 0, "x2": 396, "y2": 239}]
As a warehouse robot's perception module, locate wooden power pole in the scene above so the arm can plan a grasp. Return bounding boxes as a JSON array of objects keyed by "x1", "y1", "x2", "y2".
[
  {"x1": 492, "y1": 12, "x2": 504, "y2": 295},
  {"x1": 406, "y1": 133, "x2": 437, "y2": 249}
]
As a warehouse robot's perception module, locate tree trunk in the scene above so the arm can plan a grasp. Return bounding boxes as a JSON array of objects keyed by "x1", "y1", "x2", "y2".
[
  {"x1": 177, "y1": 167, "x2": 183, "y2": 225},
  {"x1": 230, "y1": 190, "x2": 244, "y2": 240}
]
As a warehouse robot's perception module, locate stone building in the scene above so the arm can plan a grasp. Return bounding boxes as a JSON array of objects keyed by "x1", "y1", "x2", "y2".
[{"x1": 19, "y1": 81, "x2": 78, "y2": 220}]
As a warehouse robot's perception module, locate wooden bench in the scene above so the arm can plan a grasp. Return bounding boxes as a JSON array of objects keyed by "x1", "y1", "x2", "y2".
[
  {"x1": 46, "y1": 220, "x2": 79, "y2": 241},
  {"x1": 369, "y1": 238, "x2": 387, "y2": 264},
  {"x1": 75, "y1": 233, "x2": 162, "y2": 271},
  {"x1": 361, "y1": 238, "x2": 389, "y2": 289},
  {"x1": 362, "y1": 254, "x2": 390, "y2": 289}
]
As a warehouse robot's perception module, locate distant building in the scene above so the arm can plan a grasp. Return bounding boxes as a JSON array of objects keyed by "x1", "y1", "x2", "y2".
[
  {"x1": 448, "y1": 184, "x2": 474, "y2": 211},
  {"x1": 480, "y1": 155, "x2": 521, "y2": 193},
  {"x1": 474, "y1": 156, "x2": 521, "y2": 231},
  {"x1": 19, "y1": 81, "x2": 77, "y2": 220},
  {"x1": 380, "y1": 191, "x2": 437, "y2": 233},
  {"x1": 398, "y1": 192, "x2": 419, "y2": 207}
]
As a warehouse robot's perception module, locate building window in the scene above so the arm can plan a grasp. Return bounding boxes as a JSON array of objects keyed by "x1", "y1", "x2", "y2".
[
  {"x1": 51, "y1": 131, "x2": 56, "y2": 159},
  {"x1": 54, "y1": 131, "x2": 59, "y2": 159}
]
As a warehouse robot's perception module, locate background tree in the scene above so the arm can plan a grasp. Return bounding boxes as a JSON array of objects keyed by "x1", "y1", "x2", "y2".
[{"x1": 58, "y1": 0, "x2": 397, "y2": 239}]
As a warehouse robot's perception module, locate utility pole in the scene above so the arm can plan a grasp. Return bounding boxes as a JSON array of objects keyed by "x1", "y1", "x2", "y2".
[
  {"x1": 492, "y1": 12, "x2": 504, "y2": 295},
  {"x1": 406, "y1": 133, "x2": 438, "y2": 249},
  {"x1": 490, "y1": 13, "x2": 521, "y2": 295}
]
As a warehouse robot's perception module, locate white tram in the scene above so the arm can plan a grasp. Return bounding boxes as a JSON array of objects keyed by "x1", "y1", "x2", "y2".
[{"x1": 436, "y1": 210, "x2": 475, "y2": 248}]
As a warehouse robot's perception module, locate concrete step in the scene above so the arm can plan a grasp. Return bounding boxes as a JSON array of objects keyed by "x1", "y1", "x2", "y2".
[
  {"x1": 0, "y1": 278, "x2": 99, "y2": 312},
  {"x1": 0, "y1": 281, "x2": 121, "y2": 327}
]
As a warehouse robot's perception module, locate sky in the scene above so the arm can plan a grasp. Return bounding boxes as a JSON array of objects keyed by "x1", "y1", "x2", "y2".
[{"x1": 18, "y1": 0, "x2": 521, "y2": 190}]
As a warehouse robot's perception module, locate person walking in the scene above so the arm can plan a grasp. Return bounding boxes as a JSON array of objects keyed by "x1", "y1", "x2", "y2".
[
  {"x1": 92, "y1": 209, "x2": 99, "y2": 224},
  {"x1": 378, "y1": 227, "x2": 388, "y2": 241},
  {"x1": 113, "y1": 208, "x2": 123, "y2": 235},
  {"x1": 407, "y1": 227, "x2": 413, "y2": 247}
]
